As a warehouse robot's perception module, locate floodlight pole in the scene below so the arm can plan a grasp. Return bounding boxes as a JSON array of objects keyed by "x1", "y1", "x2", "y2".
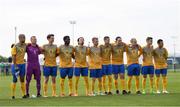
[
  {"x1": 171, "y1": 36, "x2": 177, "y2": 72},
  {"x1": 14, "y1": 26, "x2": 17, "y2": 44},
  {"x1": 69, "y1": 20, "x2": 76, "y2": 46}
]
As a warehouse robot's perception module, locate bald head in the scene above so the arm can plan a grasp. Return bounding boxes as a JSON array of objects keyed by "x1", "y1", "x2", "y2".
[
  {"x1": 31, "y1": 36, "x2": 37, "y2": 45},
  {"x1": 18, "y1": 34, "x2": 25, "y2": 43}
]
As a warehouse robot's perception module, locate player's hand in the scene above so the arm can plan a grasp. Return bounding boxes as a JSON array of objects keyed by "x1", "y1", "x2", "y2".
[
  {"x1": 15, "y1": 70, "x2": 20, "y2": 78},
  {"x1": 14, "y1": 65, "x2": 20, "y2": 78},
  {"x1": 14, "y1": 65, "x2": 19, "y2": 72},
  {"x1": 39, "y1": 47, "x2": 43, "y2": 52},
  {"x1": 26, "y1": 43, "x2": 31, "y2": 46},
  {"x1": 137, "y1": 44, "x2": 141, "y2": 49}
]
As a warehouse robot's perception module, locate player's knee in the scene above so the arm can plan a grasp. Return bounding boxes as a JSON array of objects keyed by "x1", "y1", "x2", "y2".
[
  {"x1": 135, "y1": 76, "x2": 139, "y2": 79},
  {"x1": 36, "y1": 79, "x2": 41, "y2": 83},
  {"x1": 44, "y1": 78, "x2": 49, "y2": 83},
  {"x1": 162, "y1": 75, "x2": 167, "y2": 78},
  {"x1": 92, "y1": 78, "x2": 96, "y2": 81},
  {"x1": 20, "y1": 77, "x2": 25, "y2": 82},
  {"x1": 61, "y1": 77, "x2": 66, "y2": 79},
  {"x1": 120, "y1": 74, "x2": 125, "y2": 79},
  {"x1": 26, "y1": 79, "x2": 31, "y2": 83},
  {"x1": 103, "y1": 75, "x2": 106, "y2": 78},
  {"x1": 156, "y1": 74, "x2": 160, "y2": 77},
  {"x1": 76, "y1": 76, "x2": 80, "y2": 78},
  {"x1": 108, "y1": 75, "x2": 112, "y2": 80},
  {"x1": 52, "y1": 77, "x2": 56, "y2": 83},
  {"x1": 52, "y1": 80, "x2": 56, "y2": 84},
  {"x1": 83, "y1": 76, "x2": 88, "y2": 79},
  {"x1": 113, "y1": 74, "x2": 118, "y2": 80},
  {"x1": 75, "y1": 77, "x2": 80, "y2": 82},
  {"x1": 108, "y1": 75, "x2": 112, "y2": 78},
  {"x1": 13, "y1": 78, "x2": 17, "y2": 83},
  {"x1": 128, "y1": 76, "x2": 133, "y2": 81},
  {"x1": 149, "y1": 75, "x2": 154, "y2": 78},
  {"x1": 120, "y1": 76, "x2": 125, "y2": 79},
  {"x1": 98, "y1": 78, "x2": 102, "y2": 81},
  {"x1": 68, "y1": 76, "x2": 73, "y2": 79},
  {"x1": 20, "y1": 79, "x2": 25, "y2": 82},
  {"x1": 143, "y1": 75, "x2": 147, "y2": 78}
]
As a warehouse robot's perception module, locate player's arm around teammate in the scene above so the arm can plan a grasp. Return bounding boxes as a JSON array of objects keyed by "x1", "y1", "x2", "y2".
[
  {"x1": 126, "y1": 38, "x2": 142, "y2": 94},
  {"x1": 73, "y1": 37, "x2": 92, "y2": 96},
  {"x1": 58, "y1": 36, "x2": 75, "y2": 97},
  {"x1": 141, "y1": 37, "x2": 155, "y2": 94},
  {"x1": 11, "y1": 34, "x2": 26, "y2": 99},
  {"x1": 42, "y1": 34, "x2": 58, "y2": 97},
  {"x1": 153, "y1": 39, "x2": 169, "y2": 94},
  {"x1": 100, "y1": 36, "x2": 113, "y2": 95},
  {"x1": 88, "y1": 37, "x2": 104, "y2": 96},
  {"x1": 111, "y1": 36, "x2": 128, "y2": 95},
  {"x1": 26, "y1": 36, "x2": 42, "y2": 98}
]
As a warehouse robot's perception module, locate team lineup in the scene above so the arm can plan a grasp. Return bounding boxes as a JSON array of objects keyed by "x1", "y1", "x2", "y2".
[{"x1": 10, "y1": 34, "x2": 168, "y2": 99}]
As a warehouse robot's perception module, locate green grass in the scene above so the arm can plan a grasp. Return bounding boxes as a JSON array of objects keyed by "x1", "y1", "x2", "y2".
[{"x1": 0, "y1": 71, "x2": 180, "y2": 106}]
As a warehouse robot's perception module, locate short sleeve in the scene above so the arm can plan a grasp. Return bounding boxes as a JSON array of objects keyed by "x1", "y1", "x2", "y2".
[
  {"x1": 164, "y1": 48, "x2": 168, "y2": 59},
  {"x1": 87, "y1": 47, "x2": 90, "y2": 55},
  {"x1": 56, "y1": 47, "x2": 60, "y2": 54},
  {"x1": 11, "y1": 46, "x2": 16, "y2": 56},
  {"x1": 138, "y1": 45, "x2": 143, "y2": 56}
]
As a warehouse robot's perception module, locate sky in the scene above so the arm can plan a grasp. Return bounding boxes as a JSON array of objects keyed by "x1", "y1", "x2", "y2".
[{"x1": 0, "y1": 0, "x2": 179, "y2": 57}]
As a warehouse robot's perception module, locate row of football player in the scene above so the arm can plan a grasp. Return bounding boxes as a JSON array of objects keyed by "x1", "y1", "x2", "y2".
[{"x1": 10, "y1": 34, "x2": 168, "y2": 99}]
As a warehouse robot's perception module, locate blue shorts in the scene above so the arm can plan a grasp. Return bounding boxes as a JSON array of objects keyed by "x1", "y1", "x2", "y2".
[
  {"x1": 43, "y1": 66, "x2": 57, "y2": 77},
  {"x1": 90, "y1": 69, "x2": 102, "y2": 78},
  {"x1": 127, "y1": 64, "x2": 141, "y2": 76},
  {"x1": 141, "y1": 66, "x2": 154, "y2": 75},
  {"x1": 102, "y1": 65, "x2": 112, "y2": 76},
  {"x1": 112, "y1": 64, "x2": 125, "y2": 74},
  {"x1": 60, "y1": 67, "x2": 73, "y2": 78},
  {"x1": 11, "y1": 64, "x2": 26, "y2": 83},
  {"x1": 155, "y1": 69, "x2": 167, "y2": 75},
  {"x1": 74, "y1": 67, "x2": 88, "y2": 76}
]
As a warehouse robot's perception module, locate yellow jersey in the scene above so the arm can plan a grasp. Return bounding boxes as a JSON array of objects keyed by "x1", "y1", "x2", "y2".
[
  {"x1": 88, "y1": 46, "x2": 102, "y2": 69},
  {"x1": 126, "y1": 44, "x2": 142, "y2": 65},
  {"x1": 58, "y1": 45, "x2": 74, "y2": 68},
  {"x1": 142, "y1": 46, "x2": 154, "y2": 66},
  {"x1": 11, "y1": 43, "x2": 26, "y2": 64},
  {"x1": 100, "y1": 44, "x2": 112, "y2": 65},
  {"x1": 153, "y1": 47, "x2": 168, "y2": 69},
  {"x1": 74, "y1": 45, "x2": 88, "y2": 68},
  {"x1": 112, "y1": 43, "x2": 126, "y2": 65},
  {"x1": 43, "y1": 44, "x2": 58, "y2": 66}
]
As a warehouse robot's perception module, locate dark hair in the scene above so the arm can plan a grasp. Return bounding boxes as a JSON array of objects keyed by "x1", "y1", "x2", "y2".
[
  {"x1": 77, "y1": 37, "x2": 83, "y2": 42},
  {"x1": 146, "y1": 37, "x2": 153, "y2": 41},
  {"x1": 157, "y1": 39, "x2": 163, "y2": 44},
  {"x1": 115, "y1": 36, "x2": 121, "y2": 41},
  {"x1": 63, "y1": 35, "x2": 70, "y2": 41},
  {"x1": 18, "y1": 34, "x2": 25, "y2": 38},
  {"x1": 47, "y1": 34, "x2": 54, "y2": 39},
  {"x1": 11, "y1": 44, "x2": 15, "y2": 48},
  {"x1": 92, "y1": 37, "x2": 98, "y2": 41},
  {"x1": 104, "y1": 36, "x2": 109, "y2": 40}
]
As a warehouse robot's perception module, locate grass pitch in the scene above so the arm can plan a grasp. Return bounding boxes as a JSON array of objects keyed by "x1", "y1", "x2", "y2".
[{"x1": 0, "y1": 71, "x2": 180, "y2": 106}]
